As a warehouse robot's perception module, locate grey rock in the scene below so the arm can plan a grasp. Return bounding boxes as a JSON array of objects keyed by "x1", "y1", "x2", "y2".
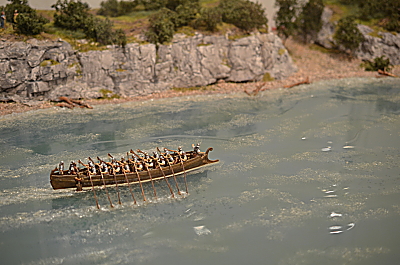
[
  {"x1": 316, "y1": 7, "x2": 336, "y2": 49},
  {"x1": 315, "y1": 7, "x2": 400, "y2": 65},
  {"x1": 0, "y1": 33, "x2": 298, "y2": 101}
]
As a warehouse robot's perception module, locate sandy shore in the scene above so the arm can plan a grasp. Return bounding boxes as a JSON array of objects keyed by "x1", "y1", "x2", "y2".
[{"x1": 1, "y1": 38, "x2": 398, "y2": 116}]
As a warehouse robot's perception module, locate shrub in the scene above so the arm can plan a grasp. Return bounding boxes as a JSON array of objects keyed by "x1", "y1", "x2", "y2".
[
  {"x1": 274, "y1": 0, "x2": 299, "y2": 41},
  {"x1": 193, "y1": 7, "x2": 222, "y2": 32},
  {"x1": 14, "y1": 12, "x2": 49, "y2": 35},
  {"x1": 361, "y1": 56, "x2": 392, "y2": 71},
  {"x1": 4, "y1": 0, "x2": 30, "y2": 24},
  {"x1": 52, "y1": 0, "x2": 90, "y2": 30},
  {"x1": 145, "y1": 8, "x2": 176, "y2": 44},
  {"x1": 5, "y1": 0, "x2": 49, "y2": 35},
  {"x1": 140, "y1": 0, "x2": 167, "y2": 11},
  {"x1": 296, "y1": 0, "x2": 324, "y2": 43},
  {"x1": 354, "y1": 0, "x2": 399, "y2": 32},
  {"x1": 219, "y1": 0, "x2": 268, "y2": 32},
  {"x1": 333, "y1": 16, "x2": 365, "y2": 55},
  {"x1": 166, "y1": 0, "x2": 198, "y2": 11},
  {"x1": 174, "y1": 1, "x2": 199, "y2": 27},
  {"x1": 52, "y1": 0, "x2": 127, "y2": 46},
  {"x1": 97, "y1": 0, "x2": 138, "y2": 17}
]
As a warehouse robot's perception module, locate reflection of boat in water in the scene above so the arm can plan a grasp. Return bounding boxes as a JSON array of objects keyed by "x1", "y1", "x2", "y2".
[{"x1": 50, "y1": 147, "x2": 219, "y2": 191}]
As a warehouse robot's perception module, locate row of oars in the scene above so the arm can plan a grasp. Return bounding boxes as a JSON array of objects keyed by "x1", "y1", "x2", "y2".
[{"x1": 78, "y1": 149, "x2": 189, "y2": 209}]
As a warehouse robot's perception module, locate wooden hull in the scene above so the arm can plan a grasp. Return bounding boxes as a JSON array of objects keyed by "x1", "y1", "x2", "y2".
[{"x1": 50, "y1": 147, "x2": 218, "y2": 190}]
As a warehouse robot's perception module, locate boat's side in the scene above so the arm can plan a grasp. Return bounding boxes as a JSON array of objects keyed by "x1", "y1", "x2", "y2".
[{"x1": 50, "y1": 147, "x2": 219, "y2": 190}]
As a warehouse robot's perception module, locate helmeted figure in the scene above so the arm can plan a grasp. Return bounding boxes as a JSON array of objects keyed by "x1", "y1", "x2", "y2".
[
  {"x1": 178, "y1": 146, "x2": 187, "y2": 161},
  {"x1": 88, "y1": 160, "x2": 96, "y2": 174},
  {"x1": 68, "y1": 161, "x2": 77, "y2": 174},
  {"x1": 159, "y1": 155, "x2": 167, "y2": 167},
  {"x1": 100, "y1": 161, "x2": 108, "y2": 173},
  {"x1": 193, "y1": 143, "x2": 201, "y2": 157},
  {"x1": 58, "y1": 161, "x2": 64, "y2": 174}
]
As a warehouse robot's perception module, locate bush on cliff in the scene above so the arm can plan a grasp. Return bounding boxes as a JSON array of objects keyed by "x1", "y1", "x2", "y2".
[
  {"x1": 333, "y1": 16, "x2": 365, "y2": 56},
  {"x1": 52, "y1": 0, "x2": 90, "y2": 30},
  {"x1": 361, "y1": 56, "x2": 393, "y2": 72},
  {"x1": 145, "y1": 8, "x2": 176, "y2": 44},
  {"x1": 296, "y1": 0, "x2": 324, "y2": 43},
  {"x1": 52, "y1": 0, "x2": 127, "y2": 46},
  {"x1": 140, "y1": 0, "x2": 167, "y2": 11},
  {"x1": 97, "y1": 0, "x2": 138, "y2": 17},
  {"x1": 218, "y1": 0, "x2": 268, "y2": 33},
  {"x1": 14, "y1": 11, "x2": 49, "y2": 35},
  {"x1": 4, "y1": 0, "x2": 49, "y2": 35},
  {"x1": 274, "y1": 0, "x2": 299, "y2": 43},
  {"x1": 193, "y1": 7, "x2": 222, "y2": 32},
  {"x1": 354, "y1": 0, "x2": 399, "y2": 32}
]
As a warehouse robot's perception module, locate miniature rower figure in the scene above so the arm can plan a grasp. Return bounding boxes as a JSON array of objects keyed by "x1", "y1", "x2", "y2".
[
  {"x1": 159, "y1": 155, "x2": 167, "y2": 167},
  {"x1": 111, "y1": 158, "x2": 121, "y2": 173},
  {"x1": 68, "y1": 161, "x2": 77, "y2": 174},
  {"x1": 88, "y1": 160, "x2": 97, "y2": 174},
  {"x1": 178, "y1": 146, "x2": 187, "y2": 161},
  {"x1": 58, "y1": 161, "x2": 64, "y2": 174},
  {"x1": 100, "y1": 161, "x2": 108, "y2": 173},
  {"x1": 144, "y1": 152, "x2": 153, "y2": 168},
  {"x1": 135, "y1": 157, "x2": 143, "y2": 171},
  {"x1": 192, "y1": 143, "x2": 201, "y2": 157},
  {"x1": 121, "y1": 157, "x2": 130, "y2": 172},
  {"x1": 163, "y1": 148, "x2": 175, "y2": 164}
]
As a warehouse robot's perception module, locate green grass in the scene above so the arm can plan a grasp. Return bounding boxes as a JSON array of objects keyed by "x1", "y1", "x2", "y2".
[
  {"x1": 40, "y1": 59, "x2": 59, "y2": 67},
  {"x1": 309, "y1": 43, "x2": 341, "y2": 54}
]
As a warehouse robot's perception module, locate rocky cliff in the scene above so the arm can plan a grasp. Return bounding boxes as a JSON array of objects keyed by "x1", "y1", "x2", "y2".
[
  {"x1": 0, "y1": 32, "x2": 297, "y2": 102},
  {"x1": 316, "y1": 7, "x2": 400, "y2": 65}
]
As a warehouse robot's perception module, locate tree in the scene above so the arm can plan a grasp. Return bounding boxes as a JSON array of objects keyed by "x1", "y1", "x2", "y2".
[
  {"x1": 166, "y1": 0, "x2": 198, "y2": 11},
  {"x1": 333, "y1": 16, "x2": 365, "y2": 56},
  {"x1": 193, "y1": 7, "x2": 222, "y2": 32},
  {"x1": 5, "y1": 0, "x2": 49, "y2": 35},
  {"x1": 5, "y1": 0, "x2": 31, "y2": 24},
  {"x1": 14, "y1": 12, "x2": 49, "y2": 35},
  {"x1": 52, "y1": 0, "x2": 127, "y2": 46},
  {"x1": 145, "y1": 8, "x2": 176, "y2": 44},
  {"x1": 296, "y1": 0, "x2": 324, "y2": 43},
  {"x1": 52, "y1": 0, "x2": 90, "y2": 30},
  {"x1": 97, "y1": 0, "x2": 138, "y2": 17},
  {"x1": 140, "y1": 0, "x2": 167, "y2": 10},
  {"x1": 219, "y1": 0, "x2": 268, "y2": 33},
  {"x1": 274, "y1": 0, "x2": 299, "y2": 42},
  {"x1": 174, "y1": 1, "x2": 199, "y2": 27},
  {"x1": 357, "y1": 0, "x2": 400, "y2": 32}
]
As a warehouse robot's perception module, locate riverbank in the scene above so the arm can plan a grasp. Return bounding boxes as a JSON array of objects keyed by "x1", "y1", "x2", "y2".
[{"x1": 1, "y1": 37, "x2": 398, "y2": 117}]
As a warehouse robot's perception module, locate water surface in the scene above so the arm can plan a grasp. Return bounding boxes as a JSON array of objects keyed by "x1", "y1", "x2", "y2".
[{"x1": 1, "y1": 78, "x2": 399, "y2": 264}]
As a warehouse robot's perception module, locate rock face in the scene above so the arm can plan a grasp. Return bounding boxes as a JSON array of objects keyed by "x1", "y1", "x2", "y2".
[
  {"x1": 316, "y1": 7, "x2": 400, "y2": 65},
  {"x1": 0, "y1": 32, "x2": 297, "y2": 101}
]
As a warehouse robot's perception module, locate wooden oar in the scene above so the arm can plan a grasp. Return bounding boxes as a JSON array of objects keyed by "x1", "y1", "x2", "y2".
[
  {"x1": 155, "y1": 159, "x2": 175, "y2": 198},
  {"x1": 158, "y1": 147, "x2": 181, "y2": 195},
  {"x1": 89, "y1": 157, "x2": 114, "y2": 208},
  {"x1": 78, "y1": 160, "x2": 100, "y2": 209},
  {"x1": 101, "y1": 156, "x2": 122, "y2": 205},
  {"x1": 128, "y1": 151, "x2": 146, "y2": 201},
  {"x1": 178, "y1": 153, "x2": 189, "y2": 194},
  {"x1": 172, "y1": 149, "x2": 189, "y2": 194},
  {"x1": 131, "y1": 150, "x2": 157, "y2": 199},
  {"x1": 109, "y1": 153, "x2": 137, "y2": 205}
]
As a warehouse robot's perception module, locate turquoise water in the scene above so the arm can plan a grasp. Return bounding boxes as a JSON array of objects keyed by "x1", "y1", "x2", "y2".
[{"x1": 1, "y1": 78, "x2": 399, "y2": 264}]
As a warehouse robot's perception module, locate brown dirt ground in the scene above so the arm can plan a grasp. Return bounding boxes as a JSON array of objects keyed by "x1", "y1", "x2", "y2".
[{"x1": 1, "y1": 37, "x2": 399, "y2": 117}]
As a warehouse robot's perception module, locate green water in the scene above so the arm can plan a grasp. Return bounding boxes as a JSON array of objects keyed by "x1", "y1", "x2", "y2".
[{"x1": 0, "y1": 78, "x2": 399, "y2": 264}]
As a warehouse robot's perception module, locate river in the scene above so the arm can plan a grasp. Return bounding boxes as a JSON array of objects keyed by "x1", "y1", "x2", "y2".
[{"x1": 1, "y1": 77, "x2": 399, "y2": 264}]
